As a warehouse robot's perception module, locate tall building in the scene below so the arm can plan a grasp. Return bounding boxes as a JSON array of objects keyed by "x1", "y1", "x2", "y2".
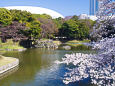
[{"x1": 90, "y1": 0, "x2": 98, "y2": 15}]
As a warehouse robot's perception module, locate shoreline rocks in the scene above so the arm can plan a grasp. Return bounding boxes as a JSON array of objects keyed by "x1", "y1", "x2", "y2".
[
  {"x1": 0, "y1": 48, "x2": 26, "y2": 52},
  {"x1": 0, "y1": 56, "x2": 19, "y2": 74},
  {"x1": 0, "y1": 66, "x2": 18, "y2": 80},
  {"x1": 34, "y1": 39, "x2": 58, "y2": 49},
  {"x1": 62, "y1": 46, "x2": 71, "y2": 50},
  {"x1": 6, "y1": 48, "x2": 26, "y2": 52}
]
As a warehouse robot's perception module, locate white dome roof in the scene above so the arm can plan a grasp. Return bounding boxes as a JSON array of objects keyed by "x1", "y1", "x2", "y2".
[{"x1": 3, "y1": 6, "x2": 64, "y2": 19}]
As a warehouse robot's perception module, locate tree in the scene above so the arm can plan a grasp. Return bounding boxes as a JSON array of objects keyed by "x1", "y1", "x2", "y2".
[
  {"x1": 38, "y1": 18, "x2": 58, "y2": 38},
  {"x1": 79, "y1": 19, "x2": 96, "y2": 30},
  {"x1": 79, "y1": 19, "x2": 96, "y2": 39},
  {"x1": 53, "y1": 17, "x2": 64, "y2": 29},
  {"x1": 0, "y1": 8, "x2": 12, "y2": 26},
  {"x1": 33, "y1": 14, "x2": 52, "y2": 20},
  {"x1": 10, "y1": 10, "x2": 34, "y2": 23},
  {"x1": 59, "y1": 19, "x2": 89, "y2": 40},
  {"x1": 57, "y1": 1, "x2": 115, "y2": 85},
  {"x1": 0, "y1": 21, "x2": 27, "y2": 42},
  {"x1": 9, "y1": 10, "x2": 42, "y2": 41},
  {"x1": 91, "y1": 0, "x2": 115, "y2": 40},
  {"x1": 24, "y1": 21, "x2": 41, "y2": 40},
  {"x1": 71, "y1": 15, "x2": 79, "y2": 21},
  {"x1": 0, "y1": 9, "x2": 41, "y2": 42}
]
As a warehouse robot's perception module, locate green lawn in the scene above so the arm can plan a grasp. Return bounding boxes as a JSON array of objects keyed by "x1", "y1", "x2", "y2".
[
  {"x1": 0, "y1": 39, "x2": 24, "y2": 50},
  {"x1": 66, "y1": 39, "x2": 90, "y2": 44},
  {"x1": 53, "y1": 40, "x2": 62, "y2": 45},
  {"x1": 0, "y1": 55, "x2": 17, "y2": 67},
  {"x1": 64, "y1": 39, "x2": 91, "y2": 50}
]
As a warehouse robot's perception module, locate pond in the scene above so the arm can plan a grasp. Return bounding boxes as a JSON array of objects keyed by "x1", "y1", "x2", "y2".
[{"x1": 0, "y1": 48, "x2": 95, "y2": 86}]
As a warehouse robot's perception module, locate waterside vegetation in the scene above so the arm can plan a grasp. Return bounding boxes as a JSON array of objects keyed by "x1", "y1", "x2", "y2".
[
  {"x1": 55, "y1": 0, "x2": 115, "y2": 86},
  {"x1": 0, "y1": 8, "x2": 95, "y2": 50},
  {"x1": 0, "y1": 39, "x2": 25, "y2": 51},
  {"x1": 0, "y1": 1, "x2": 115, "y2": 85}
]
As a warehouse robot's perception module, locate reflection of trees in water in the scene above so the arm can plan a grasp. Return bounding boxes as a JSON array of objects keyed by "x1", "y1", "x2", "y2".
[
  {"x1": 0, "y1": 66, "x2": 18, "y2": 85},
  {"x1": 0, "y1": 49, "x2": 60, "y2": 85}
]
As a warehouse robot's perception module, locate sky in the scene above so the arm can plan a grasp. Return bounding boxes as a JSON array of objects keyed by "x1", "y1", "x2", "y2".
[{"x1": 0, "y1": 0, "x2": 89, "y2": 17}]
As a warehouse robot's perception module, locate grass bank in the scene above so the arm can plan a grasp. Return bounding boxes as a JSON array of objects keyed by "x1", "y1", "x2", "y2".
[
  {"x1": 66, "y1": 39, "x2": 91, "y2": 48},
  {"x1": 53, "y1": 40, "x2": 62, "y2": 45},
  {"x1": 0, "y1": 55, "x2": 19, "y2": 74},
  {"x1": 66, "y1": 39, "x2": 90, "y2": 44},
  {"x1": 0, "y1": 39, "x2": 25, "y2": 51},
  {"x1": 58, "y1": 39, "x2": 91, "y2": 50},
  {"x1": 0, "y1": 55, "x2": 17, "y2": 67}
]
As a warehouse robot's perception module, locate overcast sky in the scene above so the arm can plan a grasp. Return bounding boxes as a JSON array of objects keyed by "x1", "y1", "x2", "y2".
[{"x1": 0, "y1": 0, "x2": 89, "y2": 17}]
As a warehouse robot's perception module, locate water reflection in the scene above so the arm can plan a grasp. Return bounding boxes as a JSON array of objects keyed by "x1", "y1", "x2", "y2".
[
  {"x1": 0, "y1": 66, "x2": 18, "y2": 80},
  {"x1": 0, "y1": 49, "x2": 65, "y2": 86},
  {"x1": 0, "y1": 48, "x2": 95, "y2": 86}
]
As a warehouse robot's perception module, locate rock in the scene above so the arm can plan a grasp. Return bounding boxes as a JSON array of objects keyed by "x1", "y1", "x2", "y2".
[
  {"x1": 34, "y1": 39, "x2": 58, "y2": 49},
  {"x1": 63, "y1": 46, "x2": 71, "y2": 50},
  {"x1": 0, "y1": 56, "x2": 19, "y2": 74},
  {"x1": 13, "y1": 48, "x2": 26, "y2": 52}
]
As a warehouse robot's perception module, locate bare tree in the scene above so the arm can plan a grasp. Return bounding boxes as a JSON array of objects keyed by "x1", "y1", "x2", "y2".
[
  {"x1": 38, "y1": 18, "x2": 58, "y2": 39},
  {"x1": 0, "y1": 21, "x2": 28, "y2": 42}
]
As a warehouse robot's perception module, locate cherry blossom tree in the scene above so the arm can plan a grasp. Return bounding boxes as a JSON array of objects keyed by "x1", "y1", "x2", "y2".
[
  {"x1": 91, "y1": 0, "x2": 115, "y2": 40},
  {"x1": 55, "y1": 0, "x2": 115, "y2": 86}
]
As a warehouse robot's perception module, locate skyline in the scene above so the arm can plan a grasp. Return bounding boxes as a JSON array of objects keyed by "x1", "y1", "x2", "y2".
[{"x1": 0, "y1": 0, "x2": 89, "y2": 17}]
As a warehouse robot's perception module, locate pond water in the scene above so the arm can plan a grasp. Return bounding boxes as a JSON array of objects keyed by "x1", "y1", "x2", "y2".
[{"x1": 0, "y1": 48, "x2": 95, "y2": 86}]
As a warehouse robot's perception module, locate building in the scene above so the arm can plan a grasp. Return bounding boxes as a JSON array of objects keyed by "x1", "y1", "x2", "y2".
[
  {"x1": 90, "y1": 0, "x2": 98, "y2": 15},
  {"x1": 78, "y1": 14, "x2": 98, "y2": 21}
]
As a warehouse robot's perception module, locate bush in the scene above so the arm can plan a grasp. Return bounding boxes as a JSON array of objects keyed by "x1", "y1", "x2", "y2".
[
  {"x1": 0, "y1": 8, "x2": 12, "y2": 26},
  {"x1": 59, "y1": 19, "x2": 89, "y2": 40}
]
